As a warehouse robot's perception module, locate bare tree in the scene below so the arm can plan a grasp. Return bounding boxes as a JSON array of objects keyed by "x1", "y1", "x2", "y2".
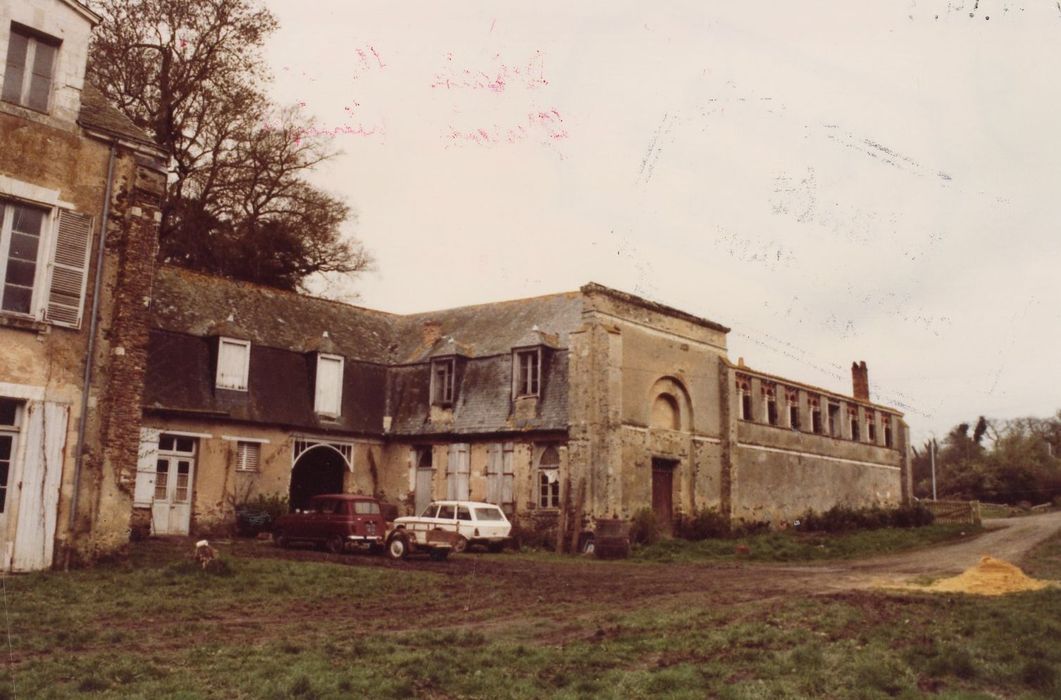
[{"x1": 89, "y1": 0, "x2": 372, "y2": 291}]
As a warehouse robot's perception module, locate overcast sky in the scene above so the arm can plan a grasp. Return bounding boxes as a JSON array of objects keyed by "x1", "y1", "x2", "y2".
[{"x1": 262, "y1": 0, "x2": 1061, "y2": 444}]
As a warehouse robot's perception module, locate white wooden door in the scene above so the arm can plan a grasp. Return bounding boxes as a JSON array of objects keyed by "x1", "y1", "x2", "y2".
[
  {"x1": 10, "y1": 401, "x2": 67, "y2": 572},
  {"x1": 151, "y1": 435, "x2": 196, "y2": 535}
]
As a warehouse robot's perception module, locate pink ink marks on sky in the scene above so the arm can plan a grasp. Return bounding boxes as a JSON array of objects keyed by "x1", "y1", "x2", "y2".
[
  {"x1": 431, "y1": 50, "x2": 548, "y2": 93},
  {"x1": 445, "y1": 108, "x2": 567, "y2": 146},
  {"x1": 352, "y1": 45, "x2": 387, "y2": 79},
  {"x1": 261, "y1": 103, "x2": 384, "y2": 145}
]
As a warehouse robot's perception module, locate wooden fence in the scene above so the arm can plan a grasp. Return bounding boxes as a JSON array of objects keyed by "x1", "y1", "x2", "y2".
[{"x1": 923, "y1": 500, "x2": 982, "y2": 525}]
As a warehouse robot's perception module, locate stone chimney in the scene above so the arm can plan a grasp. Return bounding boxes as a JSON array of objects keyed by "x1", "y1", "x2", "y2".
[
  {"x1": 851, "y1": 361, "x2": 870, "y2": 401},
  {"x1": 422, "y1": 320, "x2": 442, "y2": 347}
]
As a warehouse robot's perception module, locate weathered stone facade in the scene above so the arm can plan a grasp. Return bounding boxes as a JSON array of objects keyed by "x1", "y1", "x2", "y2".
[
  {"x1": 0, "y1": 0, "x2": 164, "y2": 570},
  {"x1": 140, "y1": 268, "x2": 909, "y2": 543}
]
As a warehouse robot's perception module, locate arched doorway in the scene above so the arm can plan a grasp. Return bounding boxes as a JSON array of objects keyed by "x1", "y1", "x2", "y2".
[{"x1": 290, "y1": 445, "x2": 346, "y2": 511}]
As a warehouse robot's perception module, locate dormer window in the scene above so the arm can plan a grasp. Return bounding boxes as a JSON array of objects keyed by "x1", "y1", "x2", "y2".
[
  {"x1": 3, "y1": 24, "x2": 59, "y2": 113},
  {"x1": 314, "y1": 353, "x2": 344, "y2": 417},
  {"x1": 431, "y1": 358, "x2": 455, "y2": 405},
  {"x1": 215, "y1": 338, "x2": 250, "y2": 391},
  {"x1": 513, "y1": 348, "x2": 541, "y2": 398}
]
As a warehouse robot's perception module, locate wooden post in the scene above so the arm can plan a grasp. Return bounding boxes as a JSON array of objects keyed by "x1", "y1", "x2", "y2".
[
  {"x1": 555, "y1": 477, "x2": 570, "y2": 553},
  {"x1": 569, "y1": 478, "x2": 586, "y2": 555}
]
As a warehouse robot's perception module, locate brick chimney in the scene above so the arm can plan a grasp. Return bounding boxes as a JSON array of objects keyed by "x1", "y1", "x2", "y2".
[
  {"x1": 422, "y1": 320, "x2": 442, "y2": 347},
  {"x1": 851, "y1": 361, "x2": 870, "y2": 401}
]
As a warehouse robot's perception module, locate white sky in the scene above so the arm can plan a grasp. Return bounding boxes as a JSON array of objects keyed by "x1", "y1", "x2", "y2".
[{"x1": 262, "y1": 0, "x2": 1061, "y2": 445}]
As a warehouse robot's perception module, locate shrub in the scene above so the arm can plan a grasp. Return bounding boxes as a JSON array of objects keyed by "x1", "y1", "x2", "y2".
[
  {"x1": 675, "y1": 507, "x2": 730, "y2": 540},
  {"x1": 629, "y1": 508, "x2": 661, "y2": 546},
  {"x1": 235, "y1": 493, "x2": 290, "y2": 537},
  {"x1": 796, "y1": 503, "x2": 934, "y2": 533}
]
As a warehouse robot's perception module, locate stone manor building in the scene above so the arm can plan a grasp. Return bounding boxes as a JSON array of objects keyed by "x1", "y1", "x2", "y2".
[{"x1": 138, "y1": 266, "x2": 911, "y2": 541}]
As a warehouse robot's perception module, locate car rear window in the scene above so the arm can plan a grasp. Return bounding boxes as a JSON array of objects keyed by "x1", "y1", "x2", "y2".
[
  {"x1": 419, "y1": 504, "x2": 439, "y2": 518},
  {"x1": 457, "y1": 506, "x2": 472, "y2": 521},
  {"x1": 353, "y1": 501, "x2": 380, "y2": 515},
  {"x1": 474, "y1": 507, "x2": 506, "y2": 521}
]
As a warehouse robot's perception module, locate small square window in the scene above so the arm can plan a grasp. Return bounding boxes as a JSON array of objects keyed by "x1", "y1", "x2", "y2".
[{"x1": 236, "y1": 441, "x2": 260, "y2": 472}]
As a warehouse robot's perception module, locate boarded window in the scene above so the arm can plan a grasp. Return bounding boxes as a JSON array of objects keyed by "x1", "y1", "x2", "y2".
[
  {"x1": 651, "y1": 394, "x2": 680, "y2": 430},
  {"x1": 216, "y1": 338, "x2": 250, "y2": 390},
  {"x1": 485, "y1": 442, "x2": 515, "y2": 512},
  {"x1": 314, "y1": 353, "x2": 344, "y2": 417},
  {"x1": 236, "y1": 441, "x2": 260, "y2": 472},
  {"x1": 446, "y1": 443, "x2": 470, "y2": 500}
]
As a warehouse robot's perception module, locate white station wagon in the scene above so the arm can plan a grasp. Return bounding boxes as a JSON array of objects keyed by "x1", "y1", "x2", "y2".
[{"x1": 390, "y1": 500, "x2": 512, "y2": 555}]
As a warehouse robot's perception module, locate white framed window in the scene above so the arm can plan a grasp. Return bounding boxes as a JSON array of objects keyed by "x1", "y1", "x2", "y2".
[
  {"x1": 430, "y1": 358, "x2": 455, "y2": 405},
  {"x1": 236, "y1": 441, "x2": 260, "y2": 472},
  {"x1": 216, "y1": 337, "x2": 250, "y2": 391},
  {"x1": 0, "y1": 198, "x2": 92, "y2": 328},
  {"x1": 513, "y1": 348, "x2": 541, "y2": 398},
  {"x1": 314, "y1": 353, "x2": 344, "y2": 417},
  {"x1": 0, "y1": 397, "x2": 22, "y2": 516},
  {"x1": 2, "y1": 24, "x2": 59, "y2": 113},
  {"x1": 537, "y1": 445, "x2": 560, "y2": 509}
]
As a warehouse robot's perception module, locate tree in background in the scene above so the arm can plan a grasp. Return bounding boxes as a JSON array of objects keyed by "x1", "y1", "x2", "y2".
[
  {"x1": 88, "y1": 0, "x2": 372, "y2": 291},
  {"x1": 913, "y1": 411, "x2": 1061, "y2": 505}
]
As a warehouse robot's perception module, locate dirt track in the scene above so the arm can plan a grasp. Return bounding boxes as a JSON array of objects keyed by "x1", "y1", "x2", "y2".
[{"x1": 244, "y1": 511, "x2": 1061, "y2": 618}]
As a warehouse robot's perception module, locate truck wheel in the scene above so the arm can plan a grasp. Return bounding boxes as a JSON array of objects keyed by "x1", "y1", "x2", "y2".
[
  {"x1": 386, "y1": 533, "x2": 409, "y2": 560},
  {"x1": 327, "y1": 536, "x2": 346, "y2": 555},
  {"x1": 452, "y1": 536, "x2": 468, "y2": 554},
  {"x1": 429, "y1": 548, "x2": 450, "y2": 561},
  {"x1": 273, "y1": 531, "x2": 288, "y2": 549}
]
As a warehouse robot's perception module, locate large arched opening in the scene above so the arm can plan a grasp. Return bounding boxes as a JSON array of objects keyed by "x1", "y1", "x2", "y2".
[{"x1": 289, "y1": 445, "x2": 347, "y2": 511}]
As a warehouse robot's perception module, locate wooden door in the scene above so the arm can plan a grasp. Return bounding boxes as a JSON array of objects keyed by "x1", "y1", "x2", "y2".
[{"x1": 651, "y1": 459, "x2": 675, "y2": 533}]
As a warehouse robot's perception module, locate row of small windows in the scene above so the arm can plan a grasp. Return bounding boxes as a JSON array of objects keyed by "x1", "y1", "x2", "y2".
[
  {"x1": 736, "y1": 376, "x2": 895, "y2": 448},
  {"x1": 429, "y1": 348, "x2": 542, "y2": 406}
]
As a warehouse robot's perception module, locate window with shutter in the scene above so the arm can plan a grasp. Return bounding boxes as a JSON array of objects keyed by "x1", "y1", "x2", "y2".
[
  {"x1": 44, "y1": 209, "x2": 92, "y2": 327},
  {"x1": 3, "y1": 25, "x2": 59, "y2": 113},
  {"x1": 314, "y1": 353, "x2": 344, "y2": 417},
  {"x1": 236, "y1": 441, "x2": 260, "y2": 472},
  {"x1": 216, "y1": 338, "x2": 251, "y2": 390}
]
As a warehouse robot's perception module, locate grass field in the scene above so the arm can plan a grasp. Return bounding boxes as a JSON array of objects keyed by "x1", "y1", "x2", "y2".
[{"x1": 2, "y1": 528, "x2": 1058, "y2": 699}]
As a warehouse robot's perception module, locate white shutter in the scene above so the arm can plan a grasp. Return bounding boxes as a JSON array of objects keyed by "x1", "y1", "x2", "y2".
[
  {"x1": 45, "y1": 210, "x2": 93, "y2": 328},
  {"x1": 11, "y1": 402, "x2": 67, "y2": 572},
  {"x1": 134, "y1": 427, "x2": 160, "y2": 507},
  {"x1": 216, "y1": 339, "x2": 250, "y2": 390},
  {"x1": 485, "y1": 443, "x2": 501, "y2": 504},
  {"x1": 501, "y1": 442, "x2": 515, "y2": 509},
  {"x1": 314, "y1": 354, "x2": 344, "y2": 416},
  {"x1": 236, "y1": 442, "x2": 260, "y2": 471},
  {"x1": 456, "y1": 443, "x2": 470, "y2": 500}
]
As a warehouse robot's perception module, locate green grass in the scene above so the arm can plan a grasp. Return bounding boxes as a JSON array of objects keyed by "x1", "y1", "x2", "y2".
[
  {"x1": 3, "y1": 537, "x2": 1059, "y2": 699},
  {"x1": 1022, "y1": 529, "x2": 1061, "y2": 580},
  {"x1": 631, "y1": 524, "x2": 979, "y2": 563}
]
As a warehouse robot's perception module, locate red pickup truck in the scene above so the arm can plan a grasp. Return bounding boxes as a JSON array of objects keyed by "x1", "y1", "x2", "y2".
[{"x1": 272, "y1": 494, "x2": 388, "y2": 554}]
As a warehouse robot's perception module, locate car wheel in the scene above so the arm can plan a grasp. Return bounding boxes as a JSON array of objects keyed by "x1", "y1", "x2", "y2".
[
  {"x1": 327, "y1": 536, "x2": 345, "y2": 555},
  {"x1": 452, "y1": 535, "x2": 468, "y2": 554},
  {"x1": 273, "y1": 531, "x2": 288, "y2": 549},
  {"x1": 429, "y1": 548, "x2": 450, "y2": 561},
  {"x1": 486, "y1": 541, "x2": 504, "y2": 554},
  {"x1": 387, "y1": 533, "x2": 409, "y2": 560}
]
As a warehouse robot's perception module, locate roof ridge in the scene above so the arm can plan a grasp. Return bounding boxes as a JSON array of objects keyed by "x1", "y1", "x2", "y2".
[{"x1": 157, "y1": 264, "x2": 401, "y2": 318}]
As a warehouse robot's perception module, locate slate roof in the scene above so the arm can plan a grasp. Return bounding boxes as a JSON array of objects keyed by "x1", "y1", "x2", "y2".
[
  {"x1": 152, "y1": 266, "x2": 400, "y2": 365},
  {"x1": 77, "y1": 83, "x2": 160, "y2": 150}
]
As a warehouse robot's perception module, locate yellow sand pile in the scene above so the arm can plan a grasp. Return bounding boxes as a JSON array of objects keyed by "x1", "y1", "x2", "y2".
[{"x1": 922, "y1": 556, "x2": 1053, "y2": 596}]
